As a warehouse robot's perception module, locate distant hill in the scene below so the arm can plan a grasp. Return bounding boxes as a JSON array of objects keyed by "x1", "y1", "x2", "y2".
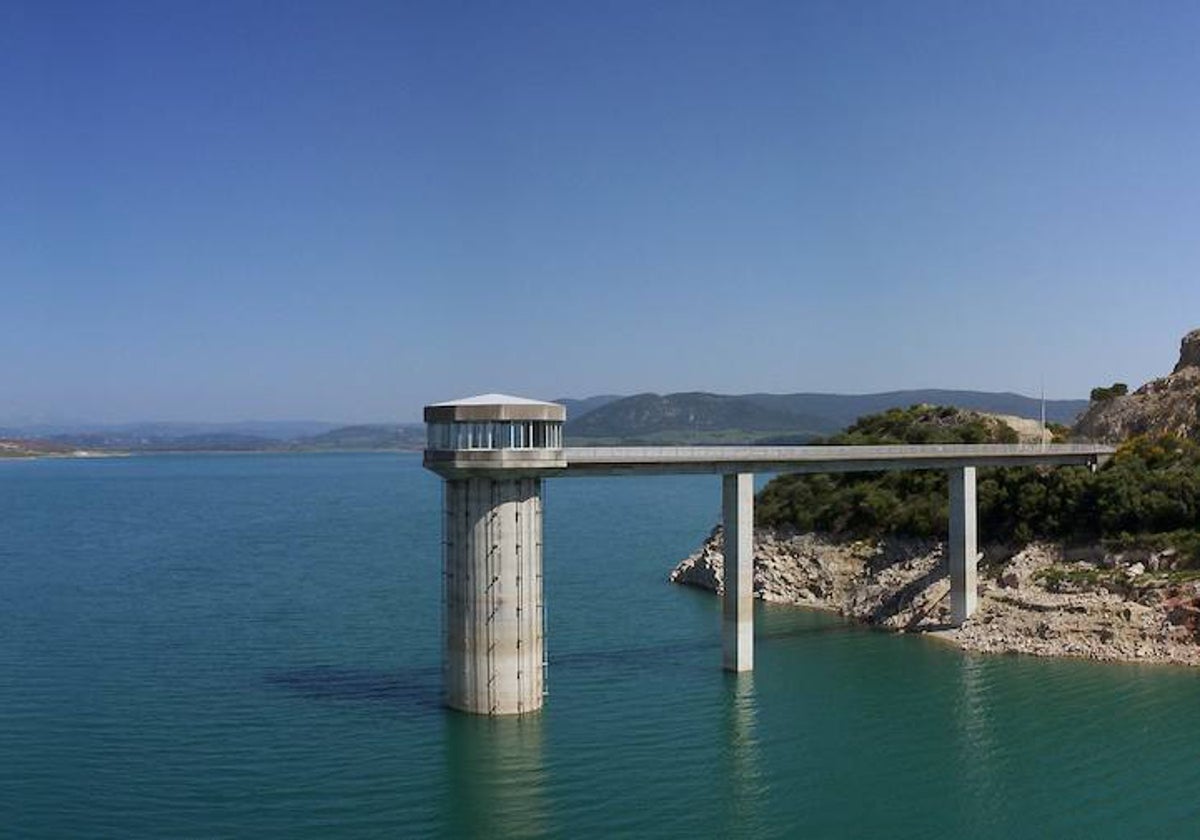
[
  {"x1": 30, "y1": 423, "x2": 427, "y2": 454},
  {"x1": 565, "y1": 389, "x2": 1088, "y2": 444},
  {"x1": 0, "y1": 437, "x2": 75, "y2": 457},
  {"x1": 565, "y1": 392, "x2": 831, "y2": 443},
  {"x1": 140, "y1": 434, "x2": 282, "y2": 451},
  {"x1": 46, "y1": 432, "x2": 286, "y2": 452},
  {"x1": 296, "y1": 424, "x2": 425, "y2": 451},
  {"x1": 552, "y1": 395, "x2": 623, "y2": 420},
  {"x1": 6, "y1": 420, "x2": 342, "y2": 439}
]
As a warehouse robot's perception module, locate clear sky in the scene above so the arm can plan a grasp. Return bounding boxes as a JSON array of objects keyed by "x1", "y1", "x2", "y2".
[{"x1": 4, "y1": 1, "x2": 1200, "y2": 423}]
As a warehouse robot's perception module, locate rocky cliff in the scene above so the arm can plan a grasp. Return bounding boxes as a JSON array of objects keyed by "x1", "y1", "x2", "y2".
[
  {"x1": 672, "y1": 527, "x2": 1200, "y2": 665},
  {"x1": 1074, "y1": 329, "x2": 1200, "y2": 442}
]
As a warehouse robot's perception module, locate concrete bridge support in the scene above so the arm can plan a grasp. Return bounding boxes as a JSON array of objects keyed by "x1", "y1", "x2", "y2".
[
  {"x1": 443, "y1": 477, "x2": 545, "y2": 715},
  {"x1": 948, "y1": 466, "x2": 978, "y2": 625},
  {"x1": 722, "y1": 473, "x2": 754, "y2": 672}
]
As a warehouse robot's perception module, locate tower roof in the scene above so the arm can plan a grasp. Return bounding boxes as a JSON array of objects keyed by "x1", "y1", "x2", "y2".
[
  {"x1": 424, "y1": 393, "x2": 566, "y2": 423},
  {"x1": 429, "y1": 393, "x2": 559, "y2": 408}
]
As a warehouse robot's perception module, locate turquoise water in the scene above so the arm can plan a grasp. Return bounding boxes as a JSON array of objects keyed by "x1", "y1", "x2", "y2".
[{"x1": 3, "y1": 453, "x2": 1200, "y2": 837}]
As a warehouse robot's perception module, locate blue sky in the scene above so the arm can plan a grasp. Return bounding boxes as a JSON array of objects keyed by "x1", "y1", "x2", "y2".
[{"x1": 4, "y1": 1, "x2": 1199, "y2": 423}]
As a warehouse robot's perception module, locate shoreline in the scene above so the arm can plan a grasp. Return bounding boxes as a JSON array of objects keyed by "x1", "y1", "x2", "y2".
[
  {"x1": 0, "y1": 451, "x2": 131, "y2": 460},
  {"x1": 0, "y1": 448, "x2": 424, "y2": 459},
  {"x1": 671, "y1": 526, "x2": 1200, "y2": 667}
]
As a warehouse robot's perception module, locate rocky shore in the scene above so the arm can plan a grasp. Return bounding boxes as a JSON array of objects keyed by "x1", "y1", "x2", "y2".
[{"x1": 671, "y1": 526, "x2": 1200, "y2": 666}]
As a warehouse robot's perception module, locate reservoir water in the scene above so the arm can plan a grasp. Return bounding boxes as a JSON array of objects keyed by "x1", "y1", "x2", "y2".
[{"x1": 3, "y1": 452, "x2": 1200, "y2": 837}]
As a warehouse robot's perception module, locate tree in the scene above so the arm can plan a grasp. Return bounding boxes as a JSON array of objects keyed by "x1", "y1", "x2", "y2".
[{"x1": 1090, "y1": 382, "x2": 1129, "y2": 402}]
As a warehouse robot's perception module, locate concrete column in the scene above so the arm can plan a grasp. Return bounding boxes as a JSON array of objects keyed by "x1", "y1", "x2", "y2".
[
  {"x1": 722, "y1": 473, "x2": 754, "y2": 672},
  {"x1": 443, "y1": 477, "x2": 544, "y2": 715},
  {"x1": 948, "y1": 466, "x2": 978, "y2": 625}
]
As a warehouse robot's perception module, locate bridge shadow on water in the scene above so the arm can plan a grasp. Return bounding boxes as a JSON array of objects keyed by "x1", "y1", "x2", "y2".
[{"x1": 552, "y1": 620, "x2": 873, "y2": 671}]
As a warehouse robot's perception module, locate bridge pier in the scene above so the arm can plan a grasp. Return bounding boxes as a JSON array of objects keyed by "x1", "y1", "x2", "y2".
[
  {"x1": 722, "y1": 473, "x2": 754, "y2": 672},
  {"x1": 948, "y1": 466, "x2": 978, "y2": 625}
]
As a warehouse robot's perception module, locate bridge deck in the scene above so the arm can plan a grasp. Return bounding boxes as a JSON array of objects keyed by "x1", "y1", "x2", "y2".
[{"x1": 560, "y1": 443, "x2": 1114, "y2": 477}]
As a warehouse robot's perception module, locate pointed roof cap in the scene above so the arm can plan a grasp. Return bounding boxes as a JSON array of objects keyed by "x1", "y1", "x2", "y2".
[{"x1": 424, "y1": 393, "x2": 566, "y2": 423}]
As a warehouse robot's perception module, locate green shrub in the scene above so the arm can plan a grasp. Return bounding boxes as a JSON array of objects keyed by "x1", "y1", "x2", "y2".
[{"x1": 757, "y1": 405, "x2": 1200, "y2": 556}]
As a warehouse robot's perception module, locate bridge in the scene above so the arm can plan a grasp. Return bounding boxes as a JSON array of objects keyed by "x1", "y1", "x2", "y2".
[{"x1": 423, "y1": 394, "x2": 1114, "y2": 716}]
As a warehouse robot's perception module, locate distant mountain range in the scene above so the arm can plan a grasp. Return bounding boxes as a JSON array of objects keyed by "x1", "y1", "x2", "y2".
[
  {"x1": 1, "y1": 389, "x2": 1090, "y2": 454},
  {"x1": 560, "y1": 390, "x2": 1089, "y2": 445},
  {"x1": 1, "y1": 423, "x2": 426, "y2": 454},
  {"x1": 299, "y1": 425, "x2": 427, "y2": 450},
  {"x1": 0, "y1": 420, "x2": 343, "y2": 439}
]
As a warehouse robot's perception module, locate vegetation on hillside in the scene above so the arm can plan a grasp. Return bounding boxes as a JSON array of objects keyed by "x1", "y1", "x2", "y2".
[
  {"x1": 756, "y1": 405, "x2": 1200, "y2": 566},
  {"x1": 827, "y1": 404, "x2": 1020, "y2": 445},
  {"x1": 757, "y1": 406, "x2": 1014, "y2": 537}
]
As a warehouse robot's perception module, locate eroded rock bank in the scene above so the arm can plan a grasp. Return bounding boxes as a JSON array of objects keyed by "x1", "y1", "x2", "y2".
[{"x1": 671, "y1": 527, "x2": 1200, "y2": 665}]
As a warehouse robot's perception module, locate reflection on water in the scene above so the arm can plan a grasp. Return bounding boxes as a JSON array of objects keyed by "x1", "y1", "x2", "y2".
[
  {"x1": 722, "y1": 673, "x2": 767, "y2": 838},
  {"x1": 952, "y1": 654, "x2": 1001, "y2": 831},
  {"x1": 444, "y1": 713, "x2": 548, "y2": 839}
]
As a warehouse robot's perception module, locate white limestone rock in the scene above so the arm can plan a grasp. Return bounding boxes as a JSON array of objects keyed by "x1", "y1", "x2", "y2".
[{"x1": 670, "y1": 527, "x2": 1200, "y2": 667}]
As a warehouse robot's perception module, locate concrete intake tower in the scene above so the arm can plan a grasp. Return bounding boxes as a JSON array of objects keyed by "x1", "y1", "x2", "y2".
[{"x1": 423, "y1": 394, "x2": 566, "y2": 715}]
